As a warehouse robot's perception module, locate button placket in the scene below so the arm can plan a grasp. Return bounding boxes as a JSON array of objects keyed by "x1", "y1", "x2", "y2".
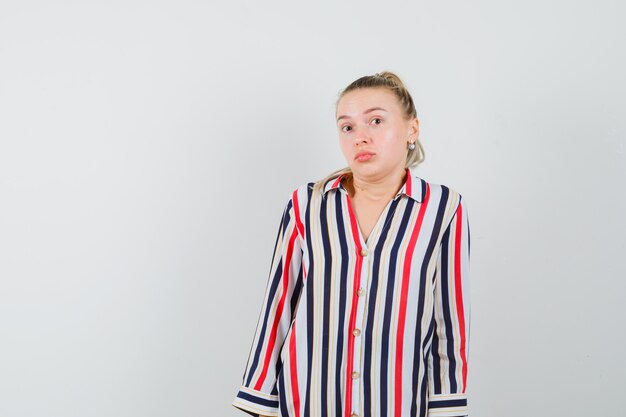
[{"x1": 351, "y1": 244, "x2": 370, "y2": 416}]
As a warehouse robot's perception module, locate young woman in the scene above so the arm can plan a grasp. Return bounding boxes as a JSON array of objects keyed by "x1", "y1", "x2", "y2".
[{"x1": 232, "y1": 72, "x2": 472, "y2": 417}]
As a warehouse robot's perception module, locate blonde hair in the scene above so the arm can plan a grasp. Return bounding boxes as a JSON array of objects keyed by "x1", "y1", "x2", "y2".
[{"x1": 313, "y1": 71, "x2": 425, "y2": 195}]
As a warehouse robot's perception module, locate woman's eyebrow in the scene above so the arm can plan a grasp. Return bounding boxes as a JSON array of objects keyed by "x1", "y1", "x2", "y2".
[
  {"x1": 336, "y1": 107, "x2": 388, "y2": 122},
  {"x1": 363, "y1": 106, "x2": 388, "y2": 114}
]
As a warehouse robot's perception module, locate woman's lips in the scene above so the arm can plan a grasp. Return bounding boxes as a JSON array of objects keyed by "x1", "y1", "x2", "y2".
[{"x1": 355, "y1": 151, "x2": 375, "y2": 162}]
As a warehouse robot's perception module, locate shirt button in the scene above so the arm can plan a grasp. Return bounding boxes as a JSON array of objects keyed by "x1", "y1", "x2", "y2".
[
  {"x1": 352, "y1": 328, "x2": 361, "y2": 336},
  {"x1": 357, "y1": 288, "x2": 365, "y2": 296},
  {"x1": 360, "y1": 248, "x2": 368, "y2": 256},
  {"x1": 352, "y1": 371, "x2": 360, "y2": 379}
]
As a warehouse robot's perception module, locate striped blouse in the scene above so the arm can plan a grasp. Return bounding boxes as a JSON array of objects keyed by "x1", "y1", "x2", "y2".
[{"x1": 232, "y1": 167, "x2": 471, "y2": 417}]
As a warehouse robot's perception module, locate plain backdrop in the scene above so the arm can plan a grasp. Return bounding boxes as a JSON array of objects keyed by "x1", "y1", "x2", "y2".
[{"x1": 1, "y1": 1, "x2": 625, "y2": 416}]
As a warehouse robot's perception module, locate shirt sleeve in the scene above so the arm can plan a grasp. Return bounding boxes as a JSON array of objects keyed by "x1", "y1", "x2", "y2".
[
  {"x1": 232, "y1": 194, "x2": 304, "y2": 417},
  {"x1": 427, "y1": 195, "x2": 471, "y2": 417}
]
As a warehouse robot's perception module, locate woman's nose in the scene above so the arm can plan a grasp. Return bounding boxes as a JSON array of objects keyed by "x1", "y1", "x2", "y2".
[{"x1": 354, "y1": 129, "x2": 371, "y2": 145}]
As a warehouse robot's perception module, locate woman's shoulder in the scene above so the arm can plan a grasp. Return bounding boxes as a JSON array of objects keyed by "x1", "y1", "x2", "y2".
[
  {"x1": 286, "y1": 181, "x2": 319, "y2": 207},
  {"x1": 421, "y1": 177, "x2": 464, "y2": 200},
  {"x1": 408, "y1": 173, "x2": 468, "y2": 218},
  {"x1": 276, "y1": 178, "x2": 334, "y2": 220},
  {"x1": 276, "y1": 181, "x2": 317, "y2": 214}
]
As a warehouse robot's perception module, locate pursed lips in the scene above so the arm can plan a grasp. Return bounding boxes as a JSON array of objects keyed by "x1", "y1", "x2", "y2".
[{"x1": 354, "y1": 151, "x2": 375, "y2": 161}]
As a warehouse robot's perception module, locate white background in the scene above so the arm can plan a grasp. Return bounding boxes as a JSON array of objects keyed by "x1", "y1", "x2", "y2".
[{"x1": 1, "y1": 1, "x2": 624, "y2": 416}]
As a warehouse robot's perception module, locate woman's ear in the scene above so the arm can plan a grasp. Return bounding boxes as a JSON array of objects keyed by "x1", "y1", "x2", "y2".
[{"x1": 408, "y1": 118, "x2": 419, "y2": 141}]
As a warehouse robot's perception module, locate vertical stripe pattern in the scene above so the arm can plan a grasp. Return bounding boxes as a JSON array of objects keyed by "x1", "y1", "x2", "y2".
[{"x1": 232, "y1": 167, "x2": 472, "y2": 417}]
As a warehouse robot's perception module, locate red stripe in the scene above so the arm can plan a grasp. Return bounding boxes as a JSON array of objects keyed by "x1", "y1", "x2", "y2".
[
  {"x1": 254, "y1": 227, "x2": 299, "y2": 390},
  {"x1": 344, "y1": 194, "x2": 363, "y2": 417},
  {"x1": 453, "y1": 203, "x2": 468, "y2": 391},
  {"x1": 394, "y1": 183, "x2": 430, "y2": 417},
  {"x1": 405, "y1": 168, "x2": 412, "y2": 196},
  {"x1": 289, "y1": 322, "x2": 301, "y2": 417},
  {"x1": 292, "y1": 189, "x2": 305, "y2": 239},
  {"x1": 292, "y1": 190, "x2": 308, "y2": 283}
]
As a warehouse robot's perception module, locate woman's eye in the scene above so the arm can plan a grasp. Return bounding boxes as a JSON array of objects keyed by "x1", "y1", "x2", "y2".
[
  {"x1": 341, "y1": 125, "x2": 352, "y2": 132},
  {"x1": 372, "y1": 118, "x2": 382, "y2": 125}
]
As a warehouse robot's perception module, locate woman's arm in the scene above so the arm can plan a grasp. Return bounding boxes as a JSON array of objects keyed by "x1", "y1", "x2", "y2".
[
  {"x1": 231, "y1": 192, "x2": 305, "y2": 417},
  {"x1": 427, "y1": 195, "x2": 471, "y2": 416}
]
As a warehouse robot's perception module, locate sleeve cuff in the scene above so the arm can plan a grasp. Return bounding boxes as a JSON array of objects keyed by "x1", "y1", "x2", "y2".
[
  {"x1": 232, "y1": 386, "x2": 279, "y2": 417},
  {"x1": 427, "y1": 392, "x2": 468, "y2": 416}
]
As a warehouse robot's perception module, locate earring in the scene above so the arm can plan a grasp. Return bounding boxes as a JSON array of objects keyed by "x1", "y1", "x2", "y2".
[{"x1": 408, "y1": 142, "x2": 416, "y2": 150}]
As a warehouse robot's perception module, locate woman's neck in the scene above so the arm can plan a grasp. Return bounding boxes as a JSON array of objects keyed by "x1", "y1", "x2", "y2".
[{"x1": 346, "y1": 167, "x2": 407, "y2": 202}]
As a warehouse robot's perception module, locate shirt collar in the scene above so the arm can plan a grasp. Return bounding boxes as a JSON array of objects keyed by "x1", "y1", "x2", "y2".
[{"x1": 322, "y1": 167, "x2": 423, "y2": 203}]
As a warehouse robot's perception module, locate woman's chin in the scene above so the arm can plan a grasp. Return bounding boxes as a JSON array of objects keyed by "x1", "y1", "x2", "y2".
[{"x1": 350, "y1": 163, "x2": 383, "y2": 178}]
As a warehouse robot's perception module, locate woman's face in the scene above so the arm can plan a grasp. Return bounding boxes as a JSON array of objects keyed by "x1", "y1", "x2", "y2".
[{"x1": 336, "y1": 87, "x2": 419, "y2": 182}]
